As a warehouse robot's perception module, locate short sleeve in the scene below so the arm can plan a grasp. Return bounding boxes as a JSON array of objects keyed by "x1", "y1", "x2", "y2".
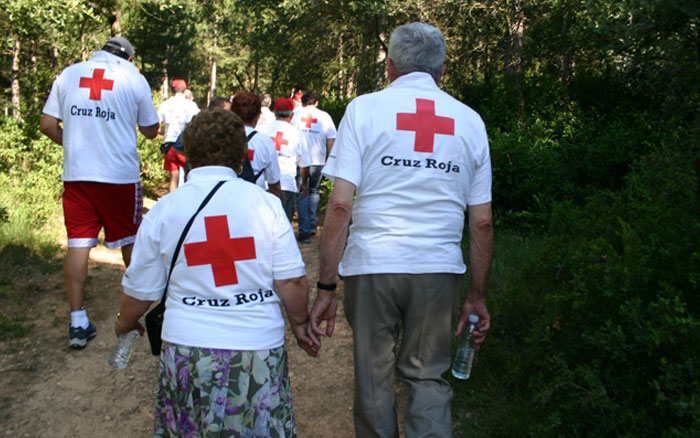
[
  {"x1": 42, "y1": 77, "x2": 62, "y2": 119},
  {"x1": 322, "y1": 100, "x2": 362, "y2": 187},
  {"x1": 467, "y1": 121, "x2": 492, "y2": 206},
  {"x1": 270, "y1": 198, "x2": 305, "y2": 279},
  {"x1": 137, "y1": 75, "x2": 159, "y2": 127},
  {"x1": 122, "y1": 207, "x2": 168, "y2": 301}
]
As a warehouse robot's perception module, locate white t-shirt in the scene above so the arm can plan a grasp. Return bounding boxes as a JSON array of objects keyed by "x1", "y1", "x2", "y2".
[
  {"x1": 291, "y1": 106, "x2": 337, "y2": 165},
  {"x1": 255, "y1": 107, "x2": 275, "y2": 129},
  {"x1": 257, "y1": 120, "x2": 311, "y2": 192},
  {"x1": 323, "y1": 72, "x2": 492, "y2": 276},
  {"x1": 42, "y1": 51, "x2": 159, "y2": 183},
  {"x1": 157, "y1": 94, "x2": 200, "y2": 142},
  {"x1": 245, "y1": 125, "x2": 281, "y2": 189},
  {"x1": 122, "y1": 166, "x2": 305, "y2": 350}
]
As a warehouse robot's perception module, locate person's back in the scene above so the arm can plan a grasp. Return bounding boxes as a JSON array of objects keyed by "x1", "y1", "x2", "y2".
[
  {"x1": 326, "y1": 77, "x2": 491, "y2": 275},
  {"x1": 45, "y1": 46, "x2": 156, "y2": 183},
  {"x1": 258, "y1": 118, "x2": 306, "y2": 192}
]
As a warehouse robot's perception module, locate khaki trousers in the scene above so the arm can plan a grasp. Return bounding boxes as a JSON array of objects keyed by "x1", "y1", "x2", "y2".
[{"x1": 343, "y1": 273, "x2": 462, "y2": 438}]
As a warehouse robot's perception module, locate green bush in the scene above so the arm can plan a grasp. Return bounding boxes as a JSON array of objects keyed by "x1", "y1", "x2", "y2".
[{"x1": 462, "y1": 143, "x2": 700, "y2": 437}]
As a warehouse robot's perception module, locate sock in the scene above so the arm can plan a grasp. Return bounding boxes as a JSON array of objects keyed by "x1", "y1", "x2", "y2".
[{"x1": 70, "y1": 308, "x2": 89, "y2": 329}]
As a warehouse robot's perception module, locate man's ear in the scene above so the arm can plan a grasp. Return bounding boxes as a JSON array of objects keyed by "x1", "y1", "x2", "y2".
[{"x1": 387, "y1": 58, "x2": 400, "y2": 82}]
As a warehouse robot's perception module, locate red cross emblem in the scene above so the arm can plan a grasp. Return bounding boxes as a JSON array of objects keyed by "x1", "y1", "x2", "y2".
[
  {"x1": 300, "y1": 114, "x2": 317, "y2": 128},
  {"x1": 271, "y1": 131, "x2": 288, "y2": 151},
  {"x1": 247, "y1": 149, "x2": 255, "y2": 161},
  {"x1": 184, "y1": 216, "x2": 256, "y2": 287},
  {"x1": 396, "y1": 98, "x2": 454, "y2": 153},
  {"x1": 79, "y1": 69, "x2": 114, "y2": 101}
]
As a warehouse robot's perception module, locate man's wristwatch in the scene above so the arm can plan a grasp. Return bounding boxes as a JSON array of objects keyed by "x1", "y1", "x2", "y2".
[{"x1": 317, "y1": 281, "x2": 337, "y2": 291}]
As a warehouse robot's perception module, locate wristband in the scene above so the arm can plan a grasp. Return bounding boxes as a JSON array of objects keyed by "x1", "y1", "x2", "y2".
[{"x1": 317, "y1": 281, "x2": 337, "y2": 291}]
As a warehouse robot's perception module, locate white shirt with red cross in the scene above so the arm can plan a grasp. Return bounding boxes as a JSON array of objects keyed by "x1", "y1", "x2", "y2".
[
  {"x1": 157, "y1": 93, "x2": 200, "y2": 142},
  {"x1": 245, "y1": 125, "x2": 282, "y2": 189},
  {"x1": 291, "y1": 105, "x2": 337, "y2": 165},
  {"x1": 42, "y1": 50, "x2": 159, "y2": 184},
  {"x1": 323, "y1": 72, "x2": 492, "y2": 276},
  {"x1": 257, "y1": 120, "x2": 311, "y2": 192},
  {"x1": 122, "y1": 166, "x2": 305, "y2": 350}
]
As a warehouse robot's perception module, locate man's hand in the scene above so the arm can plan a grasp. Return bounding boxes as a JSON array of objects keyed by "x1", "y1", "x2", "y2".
[
  {"x1": 455, "y1": 298, "x2": 490, "y2": 350},
  {"x1": 306, "y1": 290, "x2": 338, "y2": 346},
  {"x1": 299, "y1": 181, "x2": 309, "y2": 197}
]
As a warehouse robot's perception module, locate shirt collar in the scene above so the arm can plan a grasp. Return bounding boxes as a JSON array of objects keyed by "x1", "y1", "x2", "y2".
[
  {"x1": 388, "y1": 71, "x2": 439, "y2": 91},
  {"x1": 186, "y1": 166, "x2": 238, "y2": 183}
]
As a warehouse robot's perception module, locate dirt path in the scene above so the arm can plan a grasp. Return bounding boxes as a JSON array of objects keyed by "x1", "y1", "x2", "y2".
[{"x1": 0, "y1": 195, "x2": 364, "y2": 437}]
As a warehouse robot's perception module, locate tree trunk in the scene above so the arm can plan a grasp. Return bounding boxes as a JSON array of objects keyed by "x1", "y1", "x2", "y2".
[
  {"x1": 505, "y1": 0, "x2": 525, "y2": 115},
  {"x1": 110, "y1": 7, "x2": 122, "y2": 37},
  {"x1": 561, "y1": 9, "x2": 571, "y2": 109},
  {"x1": 209, "y1": 37, "x2": 218, "y2": 107},
  {"x1": 11, "y1": 36, "x2": 21, "y2": 120}
]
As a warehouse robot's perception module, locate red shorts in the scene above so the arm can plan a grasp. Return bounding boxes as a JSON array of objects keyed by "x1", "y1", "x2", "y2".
[
  {"x1": 163, "y1": 146, "x2": 187, "y2": 171},
  {"x1": 62, "y1": 181, "x2": 143, "y2": 249}
]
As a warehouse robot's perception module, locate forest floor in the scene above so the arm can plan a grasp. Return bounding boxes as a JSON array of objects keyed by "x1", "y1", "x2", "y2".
[{"x1": 0, "y1": 187, "x2": 409, "y2": 437}]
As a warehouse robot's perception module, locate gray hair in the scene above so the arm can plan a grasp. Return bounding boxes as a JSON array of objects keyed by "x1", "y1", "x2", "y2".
[{"x1": 388, "y1": 22, "x2": 445, "y2": 82}]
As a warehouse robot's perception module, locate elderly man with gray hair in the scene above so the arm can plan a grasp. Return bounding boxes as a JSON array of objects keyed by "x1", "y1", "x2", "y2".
[{"x1": 307, "y1": 22, "x2": 494, "y2": 437}]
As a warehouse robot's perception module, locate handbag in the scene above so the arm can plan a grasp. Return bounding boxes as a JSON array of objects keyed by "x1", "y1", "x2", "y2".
[{"x1": 145, "y1": 180, "x2": 226, "y2": 355}]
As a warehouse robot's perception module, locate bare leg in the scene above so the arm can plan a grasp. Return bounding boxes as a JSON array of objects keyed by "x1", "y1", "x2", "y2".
[
  {"x1": 121, "y1": 243, "x2": 134, "y2": 268},
  {"x1": 64, "y1": 247, "x2": 91, "y2": 311},
  {"x1": 168, "y1": 170, "x2": 179, "y2": 192}
]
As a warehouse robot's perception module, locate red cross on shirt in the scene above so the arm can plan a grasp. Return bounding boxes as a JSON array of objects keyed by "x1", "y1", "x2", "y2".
[
  {"x1": 271, "y1": 131, "x2": 288, "y2": 151},
  {"x1": 79, "y1": 69, "x2": 114, "y2": 101},
  {"x1": 300, "y1": 114, "x2": 317, "y2": 128},
  {"x1": 184, "y1": 215, "x2": 256, "y2": 287},
  {"x1": 247, "y1": 149, "x2": 255, "y2": 161},
  {"x1": 396, "y1": 98, "x2": 455, "y2": 153}
]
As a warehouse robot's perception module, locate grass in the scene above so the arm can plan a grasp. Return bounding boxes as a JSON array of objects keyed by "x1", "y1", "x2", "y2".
[{"x1": 452, "y1": 227, "x2": 544, "y2": 437}]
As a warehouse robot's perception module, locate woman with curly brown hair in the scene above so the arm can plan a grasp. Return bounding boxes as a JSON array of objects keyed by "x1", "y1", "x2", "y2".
[{"x1": 114, "y1": 108, "x2": 318, "y2": 437}]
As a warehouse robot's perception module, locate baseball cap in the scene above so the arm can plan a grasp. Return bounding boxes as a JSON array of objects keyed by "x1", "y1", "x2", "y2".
[
  {"x1": 274, "y1": 98, "x2": 294, "y2": 113},
  {"x1": 171, "y1": 79, "x2": 187, "y2": 89},
  {"x1": 103, "y1": 37, "x2": 134, "y2": 58}
]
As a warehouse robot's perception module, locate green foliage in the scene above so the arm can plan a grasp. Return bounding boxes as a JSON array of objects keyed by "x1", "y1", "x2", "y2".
[{"x1": 462, "y1": 142, "x2": 700, "y2": 436}]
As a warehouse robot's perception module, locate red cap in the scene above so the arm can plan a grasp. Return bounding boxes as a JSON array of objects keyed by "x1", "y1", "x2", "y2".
[
  {"x1": 274, "y1": 98, "x2": 294, "y2": 113},
  {"x1": 171, "y1": 79, "x2": 187, "y2": 89}
]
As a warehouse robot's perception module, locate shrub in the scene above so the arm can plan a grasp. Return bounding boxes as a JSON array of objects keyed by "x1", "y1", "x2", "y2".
[{"x1": 460, "y1": 142, "x2": 700, "y2": 437}]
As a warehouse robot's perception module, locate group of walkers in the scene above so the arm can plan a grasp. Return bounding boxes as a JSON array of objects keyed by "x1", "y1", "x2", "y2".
[{"x1": 40, "y1": 21, "x2": 493, "y2": 438}]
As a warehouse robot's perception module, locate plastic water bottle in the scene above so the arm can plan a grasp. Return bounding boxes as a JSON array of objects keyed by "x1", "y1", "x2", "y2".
[
  {"x1": 106, "y1": 330, "x2": 139, "y2": 369},
  {"x1": 451, "y1": 314, "x2": 479, "y2": 379}
]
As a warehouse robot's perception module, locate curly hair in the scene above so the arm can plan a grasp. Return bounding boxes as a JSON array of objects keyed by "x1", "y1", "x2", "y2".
[
  {"x1": 182, "y1": 109, "x2": 247, "y2": 172},
  {"x1": 230, "y1": 92, "x2": 262, "y2": 125}
]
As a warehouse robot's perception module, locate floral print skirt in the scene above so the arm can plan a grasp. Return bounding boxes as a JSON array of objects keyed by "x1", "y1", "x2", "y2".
[{"x1": 154, "y1": 342, "x2": 296, "y2": 438}]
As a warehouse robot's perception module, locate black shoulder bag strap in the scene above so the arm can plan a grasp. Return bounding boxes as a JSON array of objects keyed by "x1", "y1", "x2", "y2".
[
  {"x1": 244, "y1": 130, "x2": 265, "y2": 182},
  {"x1": 158, "y1": 180, "x2": 226, "y2": 307}
]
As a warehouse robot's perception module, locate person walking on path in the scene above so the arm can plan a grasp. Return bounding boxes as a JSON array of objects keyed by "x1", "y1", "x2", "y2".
[
  {"x1": 230, "y1": 91, "x2": 283, "y2": 198},
  {"x1": 115, "y1": 108, "x2": 317, "y2": 437},
  {"x1": 158, "y1": 78, "x2": 200, "y2": 192},
  {"x1": 257, "y1": 98, "x2": 311, "y2": 225},
  {"x1": 291, "y1": 91, "x2": 337, "y2": 241},
  {"x1": 39, "y1": 36, "x2": 159, "y2": 349},
  {"x1": 307, "y1": 22, "x2": 494, "y2": 437}
]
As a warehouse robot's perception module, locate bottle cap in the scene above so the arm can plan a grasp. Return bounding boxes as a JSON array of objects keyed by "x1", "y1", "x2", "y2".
[{"x1": 468, "y1": 314, "x2": 479, "y2": 324}]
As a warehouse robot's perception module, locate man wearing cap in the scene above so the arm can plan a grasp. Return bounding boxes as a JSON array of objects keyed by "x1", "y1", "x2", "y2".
[
  {"x1": 158, "y1": 78, "x2": 200, "y2": 192},
  {"x1": 291, "y1": 91, "x2": 337, "y2": 241},
  {"x1": 257, "y1": 98, "x2": 311, "y2": 224},
  {"x1": 307, "y1": 22, "x2": 494, "y2": 436},
  {"x1": 39, "y1": 36, "x2": 159, "y2": 348}
]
